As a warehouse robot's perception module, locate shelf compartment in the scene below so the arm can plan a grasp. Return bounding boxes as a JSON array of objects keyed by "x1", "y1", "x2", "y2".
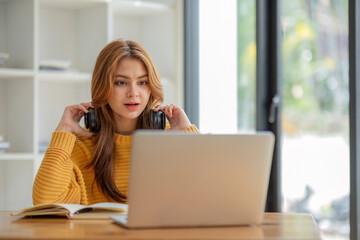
[
  {"x1": 0, "y1": 78, "x2": 34, "y2": 153},
  {"x1": 39, "y1": 0, "x2": 109, "y2": 73},
  {"x1": 0, "y1": 0, "x2": 34, "y2": 69},
  {"x1": 0, "y1": 160, "x2": 33, "y2": 210}
]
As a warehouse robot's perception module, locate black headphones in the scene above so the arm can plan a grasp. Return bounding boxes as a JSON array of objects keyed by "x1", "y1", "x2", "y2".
[
  {"x1": 84, "y1": 108, "x2": 166, "y2": 132},
  {"x1": 84, "y1": 108, "x2": 101, "y2": 132},
  {"x1": 150, "y1": 109, "x2": 166, "y2": 130}
]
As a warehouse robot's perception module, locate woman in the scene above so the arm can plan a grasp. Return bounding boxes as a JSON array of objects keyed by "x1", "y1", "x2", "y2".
[{"x1": 32, "y1": 39, "x2": 198, "y2": 205}]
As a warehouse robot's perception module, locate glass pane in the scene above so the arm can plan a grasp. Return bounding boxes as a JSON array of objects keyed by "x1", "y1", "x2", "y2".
[
  {"x1": 238, "y1": 0, "x2": 256, "y2": 132},
  {"x1": 281, "y1": 1, "x2": 349, "y2": 240}
]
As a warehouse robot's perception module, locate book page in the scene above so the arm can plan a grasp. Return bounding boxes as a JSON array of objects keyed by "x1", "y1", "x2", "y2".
[
  {"x1": 10, "y1": 203, "x2": 85, "y2": 217},
  {"x1": 56, "y1": 204, "x2": 87, "y2": 215},
  {"x1": 87, "y1": 202, "x2": 128, "y2": 212},
  {"x1": 11, "y1": 202, "x2": 128, "y2": 217},
  {"x1": 71, "y1": 210, "x2": 127, "y2": 220}
]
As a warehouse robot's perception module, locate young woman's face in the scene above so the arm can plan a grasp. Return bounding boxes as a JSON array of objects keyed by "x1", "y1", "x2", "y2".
[{"x1": 108, "y1": 58, "x2": 151, "y2": 124}]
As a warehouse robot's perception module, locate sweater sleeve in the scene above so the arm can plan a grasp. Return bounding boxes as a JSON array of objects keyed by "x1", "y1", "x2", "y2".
[
  {"x1": 164, "y1": 120, "x2": 199, "y2": 133},
  {"x1": 32, "y1": 131, "x2": 87, "y2": 205},
  {"x1": 184, "y1": 124, "x2": 199, "y2": 133}
]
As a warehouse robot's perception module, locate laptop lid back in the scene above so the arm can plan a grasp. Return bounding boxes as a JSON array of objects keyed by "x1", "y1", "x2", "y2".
[{"x1": 127, "y1": 131, "x2": 275, "y2": 228}]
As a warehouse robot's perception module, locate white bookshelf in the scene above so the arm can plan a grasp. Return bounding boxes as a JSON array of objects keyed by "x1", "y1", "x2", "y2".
[
  {"x1": 0, "y1": 0, "x2": 183, "y2": 211},
  {"x1": 0, "y1": 68, "x2": 34, "y2": 79},
  {"x1": 38, "y1": 71, "x2": 91, "y2": 82},
  {"x1": 0, "y1": 153, "x2": 34, "y2": 161}
]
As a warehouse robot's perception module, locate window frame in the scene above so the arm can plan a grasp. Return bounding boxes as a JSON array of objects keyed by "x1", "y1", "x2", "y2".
[
  {"x1": 184, "y1": 0, "x2": 199, "y2": 127},
  {"x1": 349, "y1": 0, "x2": 360, "y2": 239},
  {"x1": 256, "y1": 0, "x2": 282, "y2": 212}
]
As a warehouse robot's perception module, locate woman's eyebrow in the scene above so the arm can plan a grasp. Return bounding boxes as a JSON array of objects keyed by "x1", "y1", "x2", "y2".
[
  {"x1": 138, "y1": 74, "x2": 148, "y2": 79},
  {"x1": 114, "y1": 74, "x2": 148, "y2": 79},
  {"x1": 115, "y1": 74, "x2": 128, "y2": 79}
]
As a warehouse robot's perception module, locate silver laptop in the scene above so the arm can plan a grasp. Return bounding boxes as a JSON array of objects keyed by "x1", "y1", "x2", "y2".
[{"x1": 111, "y1": 131, "x2": 275, "y2": 228}]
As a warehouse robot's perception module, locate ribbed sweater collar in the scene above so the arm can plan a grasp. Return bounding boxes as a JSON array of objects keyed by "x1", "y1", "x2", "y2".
[{"x1": 114, "y1": 133, "x2": 132, "y2": 146}]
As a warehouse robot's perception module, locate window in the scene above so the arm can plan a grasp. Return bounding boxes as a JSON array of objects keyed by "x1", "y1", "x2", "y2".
[
  {"x1": 198, "y1": 0, "x2": 237, "y2": 133},
  {"x1": 281, "y1": 1, "x2": 349, "y2": 239},
  {"x1": 237, "y1": 0, "x2": 256, "y2": 132},
  {"x1": 196, "y1": 1, "x2": 352, "y2": 238}
]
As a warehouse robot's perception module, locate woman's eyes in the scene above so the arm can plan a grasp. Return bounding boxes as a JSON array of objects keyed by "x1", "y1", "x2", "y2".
[
  {"x1": 115, "y1": 81, "x2": 126, "y2": 85},
  {"x1": 114, "y1": 80, "x2": 148, "y2": 86},
  {"x1": 139, "y1": 81, "x2": 148, "y2": 86}
]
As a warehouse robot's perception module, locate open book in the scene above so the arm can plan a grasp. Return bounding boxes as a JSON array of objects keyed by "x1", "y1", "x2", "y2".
[{"x1": 11, "y1": 202, "x2": 128, "y2": 219}]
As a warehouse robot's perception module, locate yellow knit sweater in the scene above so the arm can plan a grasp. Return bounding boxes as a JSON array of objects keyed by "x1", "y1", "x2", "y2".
[{"x1": 33, "y1": 125, "x2": 198, "y2": 206}]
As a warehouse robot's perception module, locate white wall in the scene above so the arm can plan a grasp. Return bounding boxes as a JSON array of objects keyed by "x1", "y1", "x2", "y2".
[{"x1": 199, "y1": 0, "x2": 237, "y2": 133}]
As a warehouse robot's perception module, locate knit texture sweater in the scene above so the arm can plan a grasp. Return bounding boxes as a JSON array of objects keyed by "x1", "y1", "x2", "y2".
[{"x1": 32, "y1": 125, "x2": 198, "y2": 206}]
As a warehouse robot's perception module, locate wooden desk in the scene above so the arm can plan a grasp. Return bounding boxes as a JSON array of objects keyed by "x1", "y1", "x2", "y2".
[{"x1": 0, "y1": 211, "x2": 321, "y2": 239}]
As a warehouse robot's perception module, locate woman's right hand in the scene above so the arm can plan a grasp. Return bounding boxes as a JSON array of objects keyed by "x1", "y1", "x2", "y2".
[{"x1": 55, "y1": 102, "x2": 94, "y2": 137}]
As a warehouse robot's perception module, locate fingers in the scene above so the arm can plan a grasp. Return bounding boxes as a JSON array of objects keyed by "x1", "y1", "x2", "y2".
[
  {"x1": 77, "y1": 103, "x2": 90, "y2": 113},
  {"x1": 153, "y1": 105, "x2": 161, "y2": 111},
  {"x1": 77, "y1": 105, "x2": 88, "y2": 116},
  {"x1": 56, "y1": 101, "x2": 98, "y2": 136},
  {"x1": 58, "y1": 102, "x2": 95, "y2": 134},
  {"x1": 65, "y1": 104, "x2": 87, "y2": 115},
  {"x1": 71, "y1": 102, "x2": 94, "y2": 114},
  {"x1": 69, "y1": 102, "x2": 95, "y2": 116},
  {"x1": 154, "y1": 104, "x2": 191, "y2": 130},
  {"x1": 165, "y1": 105, "x2": 175, "y2": 118},
  {"x1": 155, "y1": 104, "x2": 177, "y2": 118},
  {"x1": 80, "y1": 102, "x2": 94, "y2": 109}
]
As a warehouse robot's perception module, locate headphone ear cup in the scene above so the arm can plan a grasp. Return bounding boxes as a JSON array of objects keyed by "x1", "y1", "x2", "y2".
[
  {"x1": 150, "y1": 110, "x2": 166, "y2": 130},
  {"x1": 160, "y1": 111, "x2": 166, "y2": 130},
  {"x1": 86, "y1": 108, "x2": 100, "y2": 132},
  {"x1": 84, "y1": 111, "x2": 90, "y2": 129}
]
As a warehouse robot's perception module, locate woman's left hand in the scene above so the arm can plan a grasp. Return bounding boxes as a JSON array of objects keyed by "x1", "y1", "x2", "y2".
[{"x1": 154, "y1": 104, "x2": 191, "y2": 130}]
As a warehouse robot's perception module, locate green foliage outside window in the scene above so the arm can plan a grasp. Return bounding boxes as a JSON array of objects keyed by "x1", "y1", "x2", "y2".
[{"x1": 237, "y1": 0, "x2": 349, "y2": 136}]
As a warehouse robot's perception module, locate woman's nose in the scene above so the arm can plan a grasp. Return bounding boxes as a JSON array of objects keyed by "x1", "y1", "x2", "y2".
[{"x1": 127, "y1": 85, "x2": 139, "y2": 98}]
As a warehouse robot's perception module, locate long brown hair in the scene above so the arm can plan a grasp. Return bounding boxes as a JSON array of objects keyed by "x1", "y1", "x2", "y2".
[{"x1": 88, "y1": 39, "x2": 163, "y2": 202}]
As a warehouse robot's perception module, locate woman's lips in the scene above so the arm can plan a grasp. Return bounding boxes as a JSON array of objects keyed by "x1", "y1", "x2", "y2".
[{"x1": 124, "y1": 103, "x2": 140, "y2": 111}]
